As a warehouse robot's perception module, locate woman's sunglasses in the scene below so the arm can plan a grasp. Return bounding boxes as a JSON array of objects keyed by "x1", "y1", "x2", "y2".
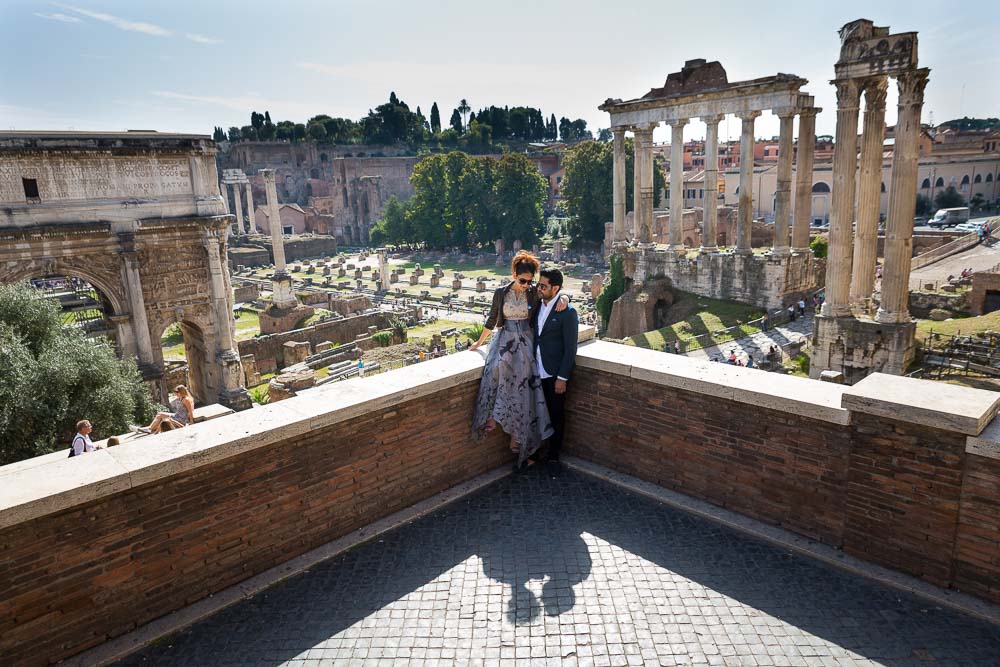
[{"x1": 517, "y1": 278, "x2": 534, "y2": 286}]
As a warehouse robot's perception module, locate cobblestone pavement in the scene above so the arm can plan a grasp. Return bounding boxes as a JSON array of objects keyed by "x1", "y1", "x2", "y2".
[
  {"x1": 118, "y1": 470, "x2": 1000, "y2": 667},
  {"x1": 685, "y1": 314, "x2": 814, "y2": 365}
]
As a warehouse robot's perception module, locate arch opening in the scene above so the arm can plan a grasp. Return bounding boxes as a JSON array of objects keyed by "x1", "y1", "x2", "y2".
[
  {"x1": 158, "y1": 319, "x2": 212, "y2": 406},
  {"x1": 28, "y1": 274, "x2": 117, "y2": 349}
]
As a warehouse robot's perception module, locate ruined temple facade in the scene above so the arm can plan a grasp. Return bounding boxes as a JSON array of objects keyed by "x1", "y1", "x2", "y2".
[
  {"x1": 600, "y1": 59, "x2": 820, "y2": 330},
  {"x1": 0, "y1": 132, "x2": 250, "y2": 410}
]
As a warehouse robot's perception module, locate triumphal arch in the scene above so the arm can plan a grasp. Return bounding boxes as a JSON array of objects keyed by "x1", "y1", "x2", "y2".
[{"x1": 0, "y1": 131, "x2": 251, "y2": 410}]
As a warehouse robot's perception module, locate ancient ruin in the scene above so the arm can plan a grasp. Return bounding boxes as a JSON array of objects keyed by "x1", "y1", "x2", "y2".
[
  {"x1": 0, "y1": 131, "x2": 250, "y2": 409},
  {"x1": 810, "y1": 20, "x2": 929, "y2": 382},
  {"x1": 220, "y1": 168, "x2": 255, "y2": 235},
  {"x1": 600, "y1": 59, "x2": 821, "y2": 334}
]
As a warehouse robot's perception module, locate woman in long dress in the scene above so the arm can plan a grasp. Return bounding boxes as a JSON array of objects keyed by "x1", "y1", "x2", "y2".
[{"x1": 470, "y1": 251, "x2": 565, "y2": 469}]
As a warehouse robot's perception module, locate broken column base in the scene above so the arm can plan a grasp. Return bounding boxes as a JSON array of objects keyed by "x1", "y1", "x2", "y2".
[
  {"x1": 268, "y1": 367, "x2": 316, "y2": 403},
  {"x1": 809, "y1": 314, "x2": 916, "y2": 385},
  {"x1": 259, "y1": 303, "x2": 315, "y2": 335}
]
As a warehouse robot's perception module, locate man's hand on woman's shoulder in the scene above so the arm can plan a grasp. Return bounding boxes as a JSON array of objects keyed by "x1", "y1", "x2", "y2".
[{"x1": 554, "y1": 293, "x2": 570, "y2": 312}]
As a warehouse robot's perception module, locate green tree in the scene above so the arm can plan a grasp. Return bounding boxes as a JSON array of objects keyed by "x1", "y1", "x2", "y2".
[
  {"x1": 227, "y1": 126, "x2": 242, "y2": 142},
  {"x1": 0, "y1": 282, "x2": 157, "y2": 466},
  {"x1": 408, "y1": 154, "x2": 451, "y2": 248},
  {"x1": 561, "y1": 140, "x2": 614, "y2": 245},
  {"x1": 430, "y1": 102, "x2": 442, "y2": 134},
  {"x1": 449, "y1": 109, "x2": 463, "y2": 134},
  {"x1": 597, "y1": 128, "x2": 612, "y2": 142},
  {"x1": 494, "y1": 154, "x2": 547, "y2": 245},
  {"x1": 461, "y1": 157, "x2": 500, "y2": 245},
  {"x1": 595, "y1": 254, "x2": 626, "y2": 326},
  {"x1": 915, "y1": 193, "x2": 933, "y2": 217},
  {"x1": 212, "y1": 126, "x2": 227, "y2": 142},
  {"x1": 934, "y1": 185, "x2": 966, "y2": 210},
  {"x1": 810, "y1": 236, "x2": 828, "y2": 258},
  {"x1": 444, "y1": 151, "x2": 472, "y2": 246},
  {"x1": 370, "y1": 194, "x2": 411, "y2": 246},
  {"x1": 307, "y1": 121, "x2": 327, "y2": 141},
  {"x1": 457, "y1": 99, "x2": 471, "y2": 130},
  {"x1": 970, "y1": 193, "x2": 986, "y2": 211}
]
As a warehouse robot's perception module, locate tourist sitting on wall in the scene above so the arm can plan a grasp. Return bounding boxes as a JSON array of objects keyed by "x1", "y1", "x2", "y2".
[
  {"x1": 136, "y1": 385, "x2": 194, "y2": 434},
  {"x1": 69, "y1": 419, "x2": 97, "y2": 457}
]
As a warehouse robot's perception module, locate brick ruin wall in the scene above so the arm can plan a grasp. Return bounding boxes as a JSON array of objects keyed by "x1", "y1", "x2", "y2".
[{"x1": 237, "y1": 311, "x2": 390, "y2": 373}]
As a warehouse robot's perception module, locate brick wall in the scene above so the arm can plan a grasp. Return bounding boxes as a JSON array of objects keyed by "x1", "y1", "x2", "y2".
[
  {"x1": 968, "y1": 271, "x2": 1000, "y2": 316},
  {"x1": 564, "y1": 367, "x2": 851, "y2": 546},
  {"x1": 563, "y1": 345, "x2": 1000, "y2": 604},
  {"x1": 0, "y1": 374, "x2": 507, "y2": 666}
]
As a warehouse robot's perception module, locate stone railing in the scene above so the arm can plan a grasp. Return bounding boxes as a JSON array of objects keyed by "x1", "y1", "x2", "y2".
[
  {"x1": 2, "y1": 331, "x2": 999, "y2": 665},
  {"x1": 910, "y1": 230, "x2": 979, "y2": 271}
]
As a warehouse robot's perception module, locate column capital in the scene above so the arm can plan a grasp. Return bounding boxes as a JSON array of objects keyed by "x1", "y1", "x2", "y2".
[
  {"x1": 634, "y1": 123, "x2": 656, "y2": 136},
  {"x1": 862, "y1": 77, "x2": 889, "y2": 109},
  {"x1": 611, "y1": 127, "x2": 627, "y2": 139},
  {"x1": 700, "y1": 113, "x2": 725, "y2": 125},
  {"x1": 799, "y1": 106, "x2": 821, "y2": 119},
  {"x1": 669, "y1": 118, "x2": 689, "y2": 130},
  {"x1": 896, "y1": 67, "x2": 930, "y2": 106},
  {"x1": 735, "y1": 110, "x2": 761, "y2": 122},
  {"x1": 833, "y1": 78, "x2": 861, "y2": 110}
]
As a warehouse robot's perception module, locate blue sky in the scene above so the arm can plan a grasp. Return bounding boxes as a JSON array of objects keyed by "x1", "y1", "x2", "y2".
[{"x1": 2, "y1": 1, "x2": 997, "y2": 144}]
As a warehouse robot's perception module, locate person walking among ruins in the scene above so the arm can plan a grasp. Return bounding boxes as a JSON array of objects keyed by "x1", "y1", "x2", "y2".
[
  {"x1": 470, "y1": 251, "x2": 567, "y2": 470},
  {"x1": 533, "y1": 268, "x2": 579, "y2": 478},
  {"x1": 137, "y1": 385, "x2": 195, "y2": 434}
]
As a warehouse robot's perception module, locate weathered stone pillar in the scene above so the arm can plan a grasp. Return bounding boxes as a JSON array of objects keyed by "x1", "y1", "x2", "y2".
[
  {"x1": 668, "y1": 119, "x2": 688, "y2": 252},
  {"x1": 632, "y1": 127, "x2": 642, "y2": 242},
  {"x1": 849, "y1": 78, "x2": 888, "y2": 311},
  {"x1": 877, "y1": 69, "x2": 930, "y2": 324},
  {"x1": 232, "y1": 182, "x2": 244, "y2": 236},
  {"x1": 378, "y1": 248, "x2": 389, "y2": 292},
  {"x1": 735, "y1": 111, "x2": 761, "y2": 254},
  {"x1": 245, "y1": 183, "x2": 256, "y2": 234},
  {"x1": 202, "y1": 227, "x2": 251, "y2": 410},
  {"x1": 118, "y1": 235, "x2": 155, "y2": 369},
  {"x1": 772, "y1": 110, "x2": 795, "y2": 257},
  {"x1": 792, "y1": 108, "x2": 818, "y2": 252},
  {"x1": 635, "y1": 124, "x2": 655, "y2": 244},
  {"x1": 700, "y1": 114, "x2": 723, "y2": 253},
  {"x1": 262, "y1": 169, "x2": 297, "y2": 307},
  {"x1": 612, "y1": 128, "x2": 627, "y2": 243},
  {"x1": 821, "y1": 79, "x2": 861, "y2": 318}
]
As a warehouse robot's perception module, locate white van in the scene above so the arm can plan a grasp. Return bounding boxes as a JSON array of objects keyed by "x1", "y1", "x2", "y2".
[{"x1": 929, "y1": 207, "x2": 970, "y2": 228}]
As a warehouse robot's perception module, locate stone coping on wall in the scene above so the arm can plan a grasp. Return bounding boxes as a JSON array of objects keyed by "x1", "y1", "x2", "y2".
[
  {"x1": 4, "y1": 327, "x2": 997, "y2": 532},
  {"x1": 842, "y1": 372, "x2": 1000, "y2": 436},
  {"x1": 575, "y1": 340, "x2": 852, "y2": 425}
]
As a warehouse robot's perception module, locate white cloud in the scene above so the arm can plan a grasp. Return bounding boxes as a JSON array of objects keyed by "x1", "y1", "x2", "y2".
[
  {"x1": 34, "y1": 12, "x2": 82, "y2": 23},
  {"x1": 56, "y1": 4, "x2": 171, "y2": 37},
  {"x1": 150, "y1": 91, "x2": 317, "y2": 119},
  {"x1": 186, "y1": 33, "x2": 223, "y2": 45}
]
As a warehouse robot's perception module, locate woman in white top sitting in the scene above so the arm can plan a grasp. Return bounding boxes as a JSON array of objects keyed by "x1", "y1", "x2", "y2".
[{"x1": 137, "y1": 385, "x2": 194, "y2": 434}]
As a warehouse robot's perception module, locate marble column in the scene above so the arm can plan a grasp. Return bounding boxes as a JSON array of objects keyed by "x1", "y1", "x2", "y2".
[
  {"x1": 850, "y1": 78, "x2": 889, "y2": 311},
  {"x1": 700, "y1": 114, "x2": 723, "y2": 253},
  {"x1": 668, "y1": 119, "x2": 688, "y2": 252},
  {"x1": 735, "y1": 111, "x2": 761, "y2": 254},
  {"x1": 820, "y1": 79, "x2": 861, "y2": 318},
  {"x1": 635, "y1": 124, "x2": 655, "y2": 244},
  {"x1": 232, "y1": 182, "x2": 244, "y2": 236},
  {"x1": 632, "y1": 128, "x2": 641, "y2": 242},
  {"x1": 202, "y1": 227, "x2": 251, "y2": 409},
  {"x1": 612, "y1": 128, "x2": 627, "y2": 243},
  {"x1": 117, "y1": 233, "x2": 155, "y2": 369},
  {"x1": 877, "y1": 69, "x2": 930, "y2": 324},
  {"x1": 772, "y1": 110, "x2": 795, "y2": 257},
  {"x1": 792, "y1": 108, "x2": 818, "y2": 252},
  {"x1": 262, "y1": 169, "x2": 297, "y2": 307},
  {"x1": 245, "y1": 183, "x2": 256, "y2": 234}
]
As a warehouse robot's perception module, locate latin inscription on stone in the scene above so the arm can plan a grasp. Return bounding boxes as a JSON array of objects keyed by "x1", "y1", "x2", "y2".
[{"x1": 0, "y1": 156, "x2": 192, "y2": 203}]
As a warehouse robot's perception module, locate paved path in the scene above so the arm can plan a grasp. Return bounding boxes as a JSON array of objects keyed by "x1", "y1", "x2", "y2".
[
  {"x1": 684, "y1": 314, "x2": 815, "y2": 365},
  {"x1": 117, "y1": 471, "x2": 999, "y2": 667}
]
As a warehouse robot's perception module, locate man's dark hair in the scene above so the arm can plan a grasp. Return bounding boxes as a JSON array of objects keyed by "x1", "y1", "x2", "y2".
[{"x1": 539, "y1": 267, "x2": 564, "y2": 288}]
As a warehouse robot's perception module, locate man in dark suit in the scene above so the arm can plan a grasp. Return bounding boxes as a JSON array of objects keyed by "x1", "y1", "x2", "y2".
[{"x1": 534, "y1": 268, "x2": 579, "y2": 478}]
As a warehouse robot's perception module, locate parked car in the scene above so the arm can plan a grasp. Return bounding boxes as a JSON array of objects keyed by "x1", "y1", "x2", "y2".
[
  {"x1": 928, "y1": 207, "x2": 971, "y2": 228},
  {"x1": 954, "y1": 222, "x2": 981, "y2": 233},
  {"x1": 913, "y1": 217, "x2": 929, "y2": 228}
]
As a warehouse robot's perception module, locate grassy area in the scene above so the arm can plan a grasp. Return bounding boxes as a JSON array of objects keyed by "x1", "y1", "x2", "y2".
[
  {"x1": 396, "y1": 259, "x2": 509, "y2": 280},
  {"x1": 915, "y1": 310, "x2": 1000, "y2": 339},
  {"x1": 624, "y1": 291, "x2": 763, "y2": 353},
  {"x1": 406, "y1": 319, "x2": 471, "y2": 343},
  {"x1": 234, "y1": 310, "x2": 260, "y2": 341}
]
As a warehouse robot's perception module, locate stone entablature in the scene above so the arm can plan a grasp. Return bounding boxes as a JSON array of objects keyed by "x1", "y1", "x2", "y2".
[{"x1": 0, "y1": 131, "x2": 225, "y2": 226}]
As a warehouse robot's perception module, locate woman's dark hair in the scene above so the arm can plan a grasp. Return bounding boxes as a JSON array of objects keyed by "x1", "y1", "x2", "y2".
[
  {"x1": 539, "y1": 267, "x2": 564, "y2": 288},
  {"x1": 510, "y1": 250, "x2": 539, "y2": 277}
]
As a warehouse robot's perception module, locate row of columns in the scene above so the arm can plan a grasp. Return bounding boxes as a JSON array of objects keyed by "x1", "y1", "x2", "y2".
[
  {"x1": 611, "y1": 107, "x2": 819, "y2": 257},
  {"x1": 224, "y1": 182, "x2": 256, "y2": 235},
  {"x1": 821, "y1": 68, "x2": 929, "y2": 322}
]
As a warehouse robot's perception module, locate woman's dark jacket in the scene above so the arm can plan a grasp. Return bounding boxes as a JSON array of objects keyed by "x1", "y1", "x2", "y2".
[{"x1": 483, "y1": 281, "x2": 541, "y2": 330}]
